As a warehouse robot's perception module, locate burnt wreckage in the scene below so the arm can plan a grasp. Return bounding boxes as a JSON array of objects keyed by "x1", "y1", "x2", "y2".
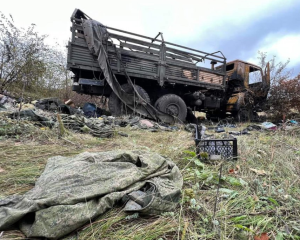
[{"x1": 67, "y1": 9, "x2": 270, "y2": 123}]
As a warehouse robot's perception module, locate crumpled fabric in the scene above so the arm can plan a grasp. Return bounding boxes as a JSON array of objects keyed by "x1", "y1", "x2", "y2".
[
  {"x1": 9, "y1": 109, "x2": 54, "y2": 127},
  {"x1": 0, "y1": 150, "x2": 183, "y2": 239}
]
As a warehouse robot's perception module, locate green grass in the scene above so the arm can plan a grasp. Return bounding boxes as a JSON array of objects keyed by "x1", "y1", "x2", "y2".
[{"x1": 1, "y1": 123, "x2": 300, "y2": 239}]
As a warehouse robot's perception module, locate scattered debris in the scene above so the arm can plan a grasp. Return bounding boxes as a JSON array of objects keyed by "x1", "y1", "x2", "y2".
[
  {"x1": 65, "y1": 99, "x2": 75, "y2": 107},
  {"x1": 228, "y1": 131, "x2": 240, "y2": 136},
  {"x1": 288, "y1": 119, "x2": 298, "y2": 125},
  {"x1": 228, "y1": 165, "x2": 240, "y2": 174},
  {"x1": 254, "y1": 232, "x2": 269, "y2": 240},
  {"x1": 194, "y1": 111, "x2": 206, "y2": 120},
  {"x1": 9, "y1": 109, "x2": 54, "y2": 127},
  {"x1": 249, "y1": 168, "x2": 269, "y2": 176},
  {"x1": 0, "y1": 94, "x2": 15, "y2": 105},
  {"x1": 60, "y1": 114, "x2": 114, "y2": 138},
  {"x1": 16, "y1": 103, "x2": 35, "y2": 110},
  {"x1": 0, "y1": 94, "x2": 188, "y2": 140},
  {"x1": 261, "y1": 122, "x2": 277, "y2": 130},
  {"x1": 139, "y1": 119, "x2": 154, "y2": 128},
  {"x1": 247, "y1": 124, "x2": 262, "y2": 131},
  {"x1": 256, "y1": 111, "x2": 267, "y2": 120},
  {"x1": 229, "y1": 129, "x2": 250, "y2": 136},
  {"x1": 0, "y1": 93, "x2": 16, "y2": 111},
  {"x1": 215, "y1": 127, "x2": 225, "y2": 133},
  {"x1": 217, "y1": 123, "x2": 237, "y2": 128},
  {"x1": 82, "y1": 102, "x2": 103, "y2": 118},
  {"x1": 185, "y1": 123, "x2": 197, "y2": 133},
  {"x1": 35, "y1": 98, "x2": 63, "y2": 111},
  {"x1": 0, "y1": 105, "x2": 6, "y2": 112}
]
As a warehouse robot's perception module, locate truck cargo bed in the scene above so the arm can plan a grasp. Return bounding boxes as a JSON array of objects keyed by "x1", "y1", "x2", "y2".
[{"x1": 67, "y1": 10, "x2": 227, "y2": 92}]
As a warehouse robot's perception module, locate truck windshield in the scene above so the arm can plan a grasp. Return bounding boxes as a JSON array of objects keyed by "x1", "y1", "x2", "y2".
[{"x1": 249, "y1": 66, "x2": 262, "y2": 84}]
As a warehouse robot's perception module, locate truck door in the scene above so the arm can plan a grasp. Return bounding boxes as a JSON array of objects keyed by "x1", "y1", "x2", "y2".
[
  {"x1": 236, "y1": 61, "x2": 248, "y2": 88},
  {"x1": 263, "y1": 62, "x2": 270, "y2": 88}
]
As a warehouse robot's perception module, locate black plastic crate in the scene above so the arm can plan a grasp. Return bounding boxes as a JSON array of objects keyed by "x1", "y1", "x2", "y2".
[{"x1": 195, "y1": 125, "x2": 238, "y2": 160}]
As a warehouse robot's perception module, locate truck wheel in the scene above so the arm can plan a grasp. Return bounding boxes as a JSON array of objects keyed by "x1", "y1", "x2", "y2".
[
  {"x1": 109, "y1": 84, "x2": 150, "y2": 116},
  {"x1": 155, "y1": 94, "x2": 187, "y2": 122}
]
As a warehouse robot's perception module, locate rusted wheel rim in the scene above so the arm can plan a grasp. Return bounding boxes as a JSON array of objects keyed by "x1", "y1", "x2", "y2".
[{"x1": 166, "y1": 103, "x2": 180, "y2": 116}]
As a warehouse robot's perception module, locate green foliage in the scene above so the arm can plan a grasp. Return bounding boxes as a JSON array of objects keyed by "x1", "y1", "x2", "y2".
[
  {"x1": 234, "y1": 224, "x2": 254, "y2": 232},
  {"x1": 183, "y1": 150, "x2": 197, "y2": 158},
  {"x1": 183, "y1": 150, "x2": 205, "y2": 170},
  {"x1": 199, "y1": 152, "x2": 209, "y2": 160},
  {"x1": 0, "y1": 11, "x2": 72, "y2": 100},
  {"x1": 256, "y1": 51, "x2": 300, "y2": 117},
  {"x1": 183, "y1": 188, "x2": 195, "y2": 204}
]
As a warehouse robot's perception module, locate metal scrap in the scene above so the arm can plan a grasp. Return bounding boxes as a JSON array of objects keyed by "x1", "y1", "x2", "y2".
[{"x1": 60, "y1": 114, "x2": 114, "y2": 138}]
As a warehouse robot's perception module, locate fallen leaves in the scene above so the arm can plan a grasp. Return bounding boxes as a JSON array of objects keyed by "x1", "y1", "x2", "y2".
[
  {"x1": 254, "y1": 232, "x2": 269, "y2": 240},
  {"x1": 0, "y1": 167, "x2": 5, "y2": 173},
  {"x1": 229, "y1": 165, "x2": 240, "y2": 174},
  {"x1": 249, "y1": 168, "x2": 269, "y2": 176},
  {"x1": 253, "y1": 194, "x2": 259, "y2": 202}
]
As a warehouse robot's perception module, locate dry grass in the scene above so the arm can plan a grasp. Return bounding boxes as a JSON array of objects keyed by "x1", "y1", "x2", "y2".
[{"x1": 1, "y1": 123, "x2": 300, "y2": 239}]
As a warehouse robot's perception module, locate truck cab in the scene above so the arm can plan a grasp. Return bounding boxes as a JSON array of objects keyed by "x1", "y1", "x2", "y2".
[{"x1": 216, "y1": 60, "x2": 270, "y2": 120}]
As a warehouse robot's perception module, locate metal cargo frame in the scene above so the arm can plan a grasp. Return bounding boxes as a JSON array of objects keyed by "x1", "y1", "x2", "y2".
[{"x1": 67, "y1": 9, "x2": 227, "y2": 91}]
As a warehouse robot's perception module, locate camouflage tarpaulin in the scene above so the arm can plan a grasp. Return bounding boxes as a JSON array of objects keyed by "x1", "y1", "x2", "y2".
[
  {"x1": 0, "y1": 150, "x2": 183, "y2": 239},
  {"x1": 82, "y1": 19, "x2": 175, "y2": 124}
]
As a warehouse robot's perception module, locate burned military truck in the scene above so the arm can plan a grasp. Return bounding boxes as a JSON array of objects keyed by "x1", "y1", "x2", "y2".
[{"x1": 67, "y1": 9, "x2": 270, "y2": 122}]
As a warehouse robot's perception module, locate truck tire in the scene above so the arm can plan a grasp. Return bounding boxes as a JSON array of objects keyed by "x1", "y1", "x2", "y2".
[
  {"x1": 109, "y1": 84, "x2": 150, "y2": 116},
  {"x1": 155, "y1": 94, "x2": 187, "y2": 122}
]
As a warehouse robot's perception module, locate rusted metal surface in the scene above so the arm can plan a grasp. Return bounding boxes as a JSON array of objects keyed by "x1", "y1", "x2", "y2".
[
  {"x1": 198, "y1": 71, "x2": 223, "y2": 85},
  {"x1": 226, "y1": 93, "x2": 240, "y2": 112},
  {"x1": 216, "y1": 60, "x2": 270, "y2": 116}
]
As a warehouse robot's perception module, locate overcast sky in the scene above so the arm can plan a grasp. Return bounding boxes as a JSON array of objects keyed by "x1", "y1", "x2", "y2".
[{"x1": 2, "y1": 0, "x2": 300, "y2": 76}]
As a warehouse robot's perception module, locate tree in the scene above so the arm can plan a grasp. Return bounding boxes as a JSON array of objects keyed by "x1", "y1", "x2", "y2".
[
  {"x1": 268, "y1": 74, "x2": 300, "y2": 118},
  {"x1": 256, "y1": 51, "x2": 300, "y2": 118},
  {"x1": 0, "y1": 12, "x2": 73, "y2": 101},
  {"x1": 0, "y1": 12, "x2": 49, "y2": 93},
  {"x1": 257, "y1": 51, "x2": 291, "y2": 84},
  {"x1": 41, "y1": 46, "x2": 73, "y2": 100}
]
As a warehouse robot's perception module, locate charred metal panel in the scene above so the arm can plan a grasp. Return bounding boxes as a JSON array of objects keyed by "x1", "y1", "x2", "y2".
[
  {"x1": 226, "y1": 93, "x2": 240, "y2": 112},
  {"x1": 198, "y1": 71, "x2": 223, "y2": 85},
  {"x1": 204, "y1": 97, "x2": 221, "y2": 108}
]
